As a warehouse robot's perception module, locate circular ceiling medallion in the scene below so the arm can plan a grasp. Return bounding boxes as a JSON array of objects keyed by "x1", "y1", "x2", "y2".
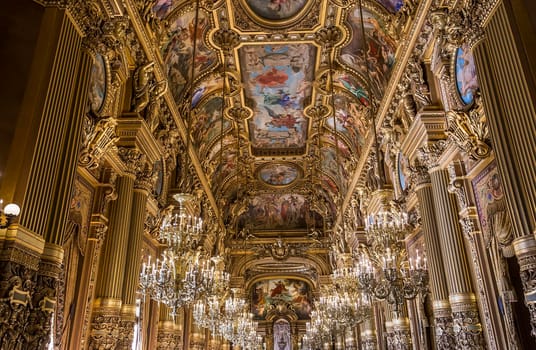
[
  {"x1": 245, "y1": 0, "x2": 308, "y2": 21},
  {"x1": 258, "y1": 163, "x2": 301, "y2": 187}
]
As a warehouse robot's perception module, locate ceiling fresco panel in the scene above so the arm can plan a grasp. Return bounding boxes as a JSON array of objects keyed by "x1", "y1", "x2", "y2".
[
  {"x1": 340, "y1": 7, "x2": 396, "y2": 97},
  {"x1": 245, "y1": 0, "x2": 309, "y2": 21},
  {"x1": 238, "y1": 193, "x2": 322, "y2": 231},
  {"x1": 239, "y1": 44, "x2": 316, "y2": 155},
  {"x1": 251, "y1": 279, "x2": 313, "y2": 320},
  {"x1": 162, "y1": 9, "x2": 217, "y2": 104},
  {"x1": 375, "y1": 0, "x2": 405, "y2": 13}
]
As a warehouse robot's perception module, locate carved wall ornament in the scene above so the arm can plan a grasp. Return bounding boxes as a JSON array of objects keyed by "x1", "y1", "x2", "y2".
[
  {"x1": 404, "y1": 56, "x2": 432, "y2": 110},
  {"x1": 446, "y1": 100, "x2": 490, "y2": 160},
  {"x1": 416, "y1": 140, "x2": 447, "y2": 170},
  {"x1": 79, "y1": 116, "x2": 119, "y2": 170},
  {"x1": 118, "y1": 147, "x2": 146, "y2": 175},
  {"x1": 451, "y1": 310, "x2": 485, "y2": 349}
]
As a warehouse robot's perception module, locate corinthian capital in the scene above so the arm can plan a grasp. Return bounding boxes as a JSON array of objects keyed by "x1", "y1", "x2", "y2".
[
  {"x1": 416, "y1": 140, "x2": 447, "y2": 170},
  {"x1": 118, "y1": 147, "x2": 146, "y2": 176},
  {"x1": 409, "y1": 160, "x2": 431, "y2": 188},
  {"x1": 135, "y1": 163, "x2": 157, "y2": 193}
]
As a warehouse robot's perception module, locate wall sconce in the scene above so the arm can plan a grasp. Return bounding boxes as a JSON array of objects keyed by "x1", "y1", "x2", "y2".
[{"x1": 0, "y1": 200, "x2": 21, "y2": 229}]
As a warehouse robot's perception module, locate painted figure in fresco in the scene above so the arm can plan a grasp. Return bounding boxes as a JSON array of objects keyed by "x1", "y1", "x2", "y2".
[
  {"x1": 337, "y1": 75, "x2": 369, "y2": 106},
  {"x1": 88, "y1": 55, "x2": 106, "y2": 113},
  {"x1": 153, "y1": 0, "x2": 173, "y2": 18},
  {"x1": 247, "y1": 0, "x2": 307, "y2": 20},
  {"x1": 270, "y1": 280, "x2": 288, "y2": 298},
  {"x1": 264, "y1": 106, "x2": 301, "y2": 130},
  {"x1": 253, "y1": 67, "x2": 289, "y2": 90},
  {"x1": 458, "y1": 46, "x2": 479, "y2": 99}
]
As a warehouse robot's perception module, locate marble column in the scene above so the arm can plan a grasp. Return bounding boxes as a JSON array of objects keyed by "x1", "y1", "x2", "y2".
[
  {"x1": 118, "y1": 168, "x2": 152, "y2": 349},
  {"x1": 412, "y1": 164, "x2": 455, "y2": 349},
  {"x1": 428, "y1": 165, "x2": 484, "y2": 348}
]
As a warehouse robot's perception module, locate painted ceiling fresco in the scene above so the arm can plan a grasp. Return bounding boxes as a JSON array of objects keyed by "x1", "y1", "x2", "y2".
[
  {"x1": 239, "y1": 44, "x2": 316, "y2": 155},
  {"x1": 245, "y1": 0, "x2": 309, "y2": 21},
  {"x1": 156, "y1": 0, "x2": 402, "y2": 233},
  {"x1": 162, "y1": 8, "x2": 217, "y2": 104},
  {"x1": 258, "y1": 163, "x2": 301, "y2": 187}
]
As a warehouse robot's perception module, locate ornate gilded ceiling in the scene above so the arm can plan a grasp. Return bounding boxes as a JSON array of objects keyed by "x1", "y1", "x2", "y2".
[{"x1": 153, "y1": 0, "x2": 403, "y2": 235}]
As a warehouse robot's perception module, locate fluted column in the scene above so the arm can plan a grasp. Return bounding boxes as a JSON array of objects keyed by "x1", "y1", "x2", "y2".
[
  {"x1": 412, "y1": 165, "x2": 455, "y2": 349},
  {"x1": 429, "y1": 166, "x2": 484, "y2": 348},
  {"x1": 89, "y1": 166, "x2": 138, "y2": 349},
  {"x1": 360, "y1": 318, "x2": 377, "y2": 350},
  {"x1": 386, "y1": 303, "x2": 411, "y2": 350},
  {"x1": 157, "y1": 304, "x2": 183, "y2": 350},
  {"x1": 0, "y1": 4, "x2": 92, "y2": 349},
  {"x1": 472, "y1": 2, "x2": 536, "y2": 335},
  {"x1": 118, "y1": 168, "x2": 152, "y2": 349}
]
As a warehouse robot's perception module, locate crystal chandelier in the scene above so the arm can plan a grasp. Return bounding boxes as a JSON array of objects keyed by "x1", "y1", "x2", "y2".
[
  {"x1": 357, "y1": 205, "x2": 429, "y2": 317},
  {"x1": 139, "y1": 193, "x2": 220, "y2": 313}
]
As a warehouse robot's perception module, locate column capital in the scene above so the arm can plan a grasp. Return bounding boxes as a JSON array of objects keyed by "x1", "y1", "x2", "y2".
[
  {"x1": 409, "y1": 161, "x2": 431, "y2": 189},
  {"x1": 417, "y1": 140, "x2": 448, "y2": 170},
  {"x1": 118, "y1": 147, "x2": 146, "y2": 176}
]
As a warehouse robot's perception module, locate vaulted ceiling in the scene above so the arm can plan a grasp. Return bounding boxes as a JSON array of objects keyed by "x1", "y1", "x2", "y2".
[{"x1": 154, "y1": 0, "x2": 404, "y2": 237}]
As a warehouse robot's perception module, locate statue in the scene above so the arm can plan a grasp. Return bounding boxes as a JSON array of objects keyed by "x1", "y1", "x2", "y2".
[{"x1": 132, "y1": 61, "x2": 155, "y2": 113}]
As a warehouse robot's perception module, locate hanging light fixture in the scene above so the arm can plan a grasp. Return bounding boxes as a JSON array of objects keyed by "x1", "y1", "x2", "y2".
[
  {"x1": 139, "y1": 0, "x2": 222, "y2": 314},
  {"x1": 352, "y1": 0, "x2": 428, "y2": 318}
]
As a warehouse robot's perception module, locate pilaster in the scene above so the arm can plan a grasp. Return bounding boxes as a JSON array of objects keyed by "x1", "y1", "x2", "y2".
[
  {"x1": 427, "y1": 166, "x2": 485, "y2": 348},
  {"x1": 411, "y1": 165, "x2": 455, "y2": 349},
  {"x1": 360, "y1": 318, "x2": 377, "y2": 350}
]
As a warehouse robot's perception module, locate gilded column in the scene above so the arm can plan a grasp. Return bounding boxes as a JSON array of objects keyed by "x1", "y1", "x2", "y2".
[
  {"x1": 118, "y1": 165, "x2": 153, "y2": 349},
  {"x1": 471, "y1": 2, "x2": 536, "y2": 334},
  {"x1": 411, "y1": 164, "x2": 455, "y2": 349},
  {"x1": 157, "y1": 304, "x2": 183, "y2": 350},
  {"x1": 89, "y1": 149, "x2": 143, "y2": 349},
  {"x1": 360, "y1": 318, "x2": 377, "y2": 350},
  {"x1": 0, "y1": 4, "x2": 93, "y2": 348},
  {"x1": 422, "y1": 146, "x2": 484, "y2": 348},
  {"x1": 387, "y1": 303, "x2": 412, "y2": 350}
]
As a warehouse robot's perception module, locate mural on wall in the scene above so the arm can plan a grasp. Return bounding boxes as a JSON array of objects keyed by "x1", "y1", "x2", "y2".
[
  {"x1": 162, "y1": 10, "x2": 217, "y2": 103},
  {"x1": 251, "y1": 279, "x2": 313, "y2": 319},
  {"x1": 240, "y1": 44, "x2": 315, "y2": 151},
  {"x1": 258, "y1": 163, "x2": 300, "y2": 186},
  {"x1": 341, "y1": 8, "x2": 396, "y2": 95},
  {"x1": 376, "y1": 0, "x2": 404, "y2": 13},
  {"x1": 88, "y1": 53, "x2": 106, "y2": 113},
  {"x1": 455, "y1": 43, "x2": 479, "y2": 105},
  {"x1": 192, "y1": 96, "x2": 231, "y2": 148},
  {"x1": 245, "y1": 0, "x2": 308, "y2": 20},
  {"x1": 191, "y1": 76, "x2": 223, "y2": 108},
  {"x1": 239, "y1": 194, "x2": 312, "y2": 230}
]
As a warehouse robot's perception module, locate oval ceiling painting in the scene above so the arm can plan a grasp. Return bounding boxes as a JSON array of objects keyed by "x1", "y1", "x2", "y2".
[
  {"x1": 455, "y1": 43, "x2": 479, "y2": 105},
  {"x1": 258, "y1": 163, "x2": 300, "y2": 186},
  {"x1": 245, "y1": 0, "x2": 308, "y2": 21}
]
